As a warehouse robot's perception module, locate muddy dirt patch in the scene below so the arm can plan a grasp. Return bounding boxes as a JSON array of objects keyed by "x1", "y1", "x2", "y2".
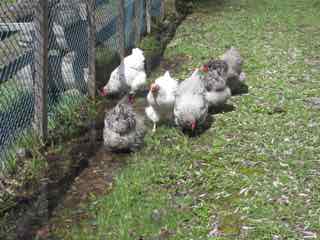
[{"x1": 160, "y1": 54, "x2": 191, "y2": 74}]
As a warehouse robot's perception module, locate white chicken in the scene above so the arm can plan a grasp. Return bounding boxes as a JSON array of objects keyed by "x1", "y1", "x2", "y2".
[
  {"x1": 202, "y1": 60, "x2": 231, "y2": 108},
  {"x1": 100, "y1": 48, "x2": 147, "y2": 103},
  {"x1": 145, "y1": 71, "x2": 179, "y2": 132},
  {"x1": 174, "y1": 68, "x2": 209, "y2": 131},
  {"x1": 103, "y1": 95, "x2": 146, "y2": 152},
  {"x1": 220, "y1": 47, "x2": 246, "y2": 94}
]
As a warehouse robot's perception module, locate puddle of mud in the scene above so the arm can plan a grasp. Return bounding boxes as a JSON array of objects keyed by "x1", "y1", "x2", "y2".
[
  {"x1": 48, "y1": 149, "x2": 130, "y2": 234},
  {"x1": 160, "y1": 54, "x2": 190, "y2": 74}
]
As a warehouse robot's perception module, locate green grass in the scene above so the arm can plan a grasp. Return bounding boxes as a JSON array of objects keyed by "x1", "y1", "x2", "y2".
[
  {"x1": 1, "y1": 0, "x2": 16, "y2": 5},
  {"x1": 53, "y1": 0, "x2": 320, "y2": 239}
]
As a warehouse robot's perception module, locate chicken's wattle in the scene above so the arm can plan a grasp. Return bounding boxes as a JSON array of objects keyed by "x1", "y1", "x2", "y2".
[
  {"x1": 100, "y1": 88, "x2": 107, "y2": 97},
  {"x1": 191, "y1": 121, "x2": 197, "y2": 130}
]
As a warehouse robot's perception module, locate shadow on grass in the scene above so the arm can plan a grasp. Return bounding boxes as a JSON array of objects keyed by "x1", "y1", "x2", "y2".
[
  {"x1": 210, "y1": 103, "x2": 236, "y2": 115},
  {"x1": 232, "y1": 83, "x2": 249, "y2": 96},
  {"x1": 192, "y1": 0, "x2": 229, "y2": 12}
]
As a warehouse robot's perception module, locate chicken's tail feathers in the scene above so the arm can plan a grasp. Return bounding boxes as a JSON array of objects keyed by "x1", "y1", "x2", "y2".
[
  {"x1": 164, "y1": 71, "x2": 171, "y2": 78},
  {"x1": 132, "y1": 48, "x2": 145, "y2": 59}
]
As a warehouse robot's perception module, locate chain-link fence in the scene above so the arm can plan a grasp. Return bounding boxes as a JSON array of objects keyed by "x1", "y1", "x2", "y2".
[{"x1": 0, "y1": 0, "x2": 162, "y2": 167}]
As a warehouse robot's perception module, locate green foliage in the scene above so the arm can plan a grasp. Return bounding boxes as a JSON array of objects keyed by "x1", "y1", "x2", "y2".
[{"x1": 138, "y1": 35, "x2": 161, "y2": 55}]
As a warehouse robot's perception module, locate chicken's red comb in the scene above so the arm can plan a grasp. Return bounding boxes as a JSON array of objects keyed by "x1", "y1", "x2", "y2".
[{"x1": 201, "y1": 64, "x2": 209, "y2": 72}]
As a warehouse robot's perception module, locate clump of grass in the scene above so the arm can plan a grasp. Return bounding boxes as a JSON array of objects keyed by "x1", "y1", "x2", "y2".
[{"x1": 139, "y1": 35, "x2": 161, "y2": 54}]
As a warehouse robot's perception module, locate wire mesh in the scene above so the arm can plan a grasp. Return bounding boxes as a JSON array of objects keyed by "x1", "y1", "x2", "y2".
[
  {"x1": 0, "y1": 0, "x2": 161, "y2": 167},
  {"x1": 0, "y1": 1, "x2": 35, "y2": 166}
]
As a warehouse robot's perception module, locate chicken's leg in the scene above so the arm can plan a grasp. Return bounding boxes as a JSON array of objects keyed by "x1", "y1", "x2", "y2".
[{"x1": 152, "y1": 122, "x2": 157, "y2": 133}]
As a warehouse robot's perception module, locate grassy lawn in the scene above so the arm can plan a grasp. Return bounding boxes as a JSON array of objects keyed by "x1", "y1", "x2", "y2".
[{"x1": 52, "y1": 0, "x2": 320, "y2": 239}]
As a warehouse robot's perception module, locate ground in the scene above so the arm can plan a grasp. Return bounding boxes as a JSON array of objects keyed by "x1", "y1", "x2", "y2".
[{"x1": 50, "y1": 0, "x2": 320, "y2": 239}]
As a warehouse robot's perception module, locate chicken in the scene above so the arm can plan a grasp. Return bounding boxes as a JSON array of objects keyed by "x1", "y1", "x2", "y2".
[
  {"x1": 100, "y1": 48, "x2": 147, "y2": 103},
  {"x1": 174, "y1": 68, "x2": 209, "y2": 131},
  {"x1": 220, "y1": 47, "x2": 246, "y2": 94},
  {"x1": 145, "y1": 71, "x2": 179, "y2": 132},
  {"x1": 103, "y1": 96, "x2": 146, "y2": 152},
  {"x1": 202, "y1": 60, "x2": 231, "y2": 108}
]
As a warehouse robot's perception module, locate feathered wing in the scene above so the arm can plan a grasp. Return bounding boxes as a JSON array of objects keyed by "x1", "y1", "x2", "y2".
[
  {"x1": 103, "y1": 128, "x2": 122, "y2": 150},
  {"x1": 104, "y1": 101, "x2": 145, "y2": 152},
  {"x1": 104, "y1": 103, "x2": 134, "y2": 134},
  {"x1": 204, "y1": 59, "x2": 229, "y2": 91},
  {"x1": 126, "y1": 113, "x2": 146, "y2": 151},
  {"x1": 103, "y1": 64, "x2": 127, "y2": 95},
  {"x1": 204, "y1": 71, "x2": 227, "y2": 92},
  {"x1": 206, "y1": 87, "x2": 231, "y2": 107},
  {"x1": 130, "y1": 71, "x2": 147, "y2": 93},
  {"x1": 145, "y1": 106, "x2": 160, "y2": 123}
]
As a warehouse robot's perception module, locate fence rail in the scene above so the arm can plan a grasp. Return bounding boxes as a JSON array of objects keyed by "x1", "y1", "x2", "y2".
[{"x1": 0, "y1": 0, "x2": 163, "y2": 164}]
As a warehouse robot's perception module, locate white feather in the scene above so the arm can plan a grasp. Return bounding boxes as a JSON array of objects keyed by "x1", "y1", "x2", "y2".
[
  {"x1": 145, "y1": 106, "x2": 160, "y2": 123},
  {"x1": 130, "y1": 71, "x2": 147, "y2": 93}
]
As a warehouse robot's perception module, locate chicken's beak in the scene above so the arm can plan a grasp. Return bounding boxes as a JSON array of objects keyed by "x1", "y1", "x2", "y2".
[
  {"x1": 191, "y1": 121, "x2": 196, "y2": 131},
  {"x1": 100, "y1": 88, "x2": 107, "y2": 97}
]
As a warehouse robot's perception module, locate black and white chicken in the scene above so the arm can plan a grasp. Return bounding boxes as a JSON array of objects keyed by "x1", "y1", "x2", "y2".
[
  {"x1": 103, "y1": 96, "x2": 146, "y2": 152},
  {"x1": 201, "y1": 60, "x2": 231, "y2": 108}
]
